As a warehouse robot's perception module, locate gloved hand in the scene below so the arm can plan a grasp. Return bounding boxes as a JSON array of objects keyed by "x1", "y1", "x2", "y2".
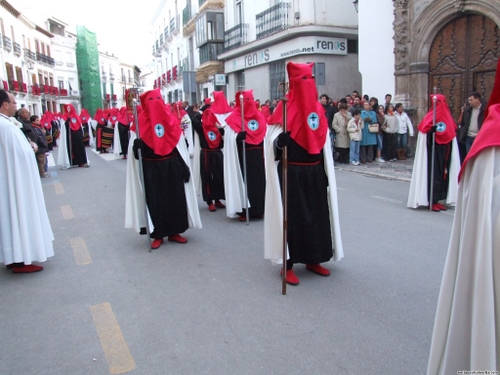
[
  {"x1": 218, "y1": 127, "x2": 225, "y2": 136},
  {"x1": 276, "y1": 132, "x2": 290, "y2": 148},
  {"x1": 236, "y1": 131, "x2": 247, "y2": 142},
  {"x1": 132, "y1": 138, "x2": 143, "y2": 159},
  {"x1": 430, "y1": 125, "x2": 438, "y2": 133}
]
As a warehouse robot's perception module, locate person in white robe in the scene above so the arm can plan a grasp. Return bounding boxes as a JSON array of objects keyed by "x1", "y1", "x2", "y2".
[
  {"x1": 427, "y1": 64, "x2": 500, "y2": 374},
  {"x1": 0, "y1": 90, "x2": 54, "y2": 273}
]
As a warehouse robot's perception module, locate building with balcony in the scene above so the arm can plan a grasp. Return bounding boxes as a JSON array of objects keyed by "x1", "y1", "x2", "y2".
[
  {"x1": 48, "y1": 17, "x2": 81, "y2": 112},
  {"x1": 218, "y1": 0, "x2": 359, "y2": 103},
  {"x1": 0, "y1": 0, "x2": 58, "y2": 115},
  {"x1": 99, "y1": 51, "x2": 120, "y2": 109}
]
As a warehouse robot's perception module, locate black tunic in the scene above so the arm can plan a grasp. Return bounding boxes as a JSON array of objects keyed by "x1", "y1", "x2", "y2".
[
  {"x1": 65, "y1": 120, "x2": 87, "y2": 166},
  {"x1": 237, "y1": 140, "x2": 266, "y2": 217},
  {"x1": 135, "y1": 141, "x2": 189, "y2": 239},
  {"x1": 192, "y1": 113, "x2": 225, "y2": 204},
  {"x1": 427, "y1": 133, "x2": 452, "y2": 204},
  {"x1": 277, "y1": 138, "x2": 333, "y2": 265},
  {"x1": 118, "y1": 122, "x2": 130, "y2": 156}
]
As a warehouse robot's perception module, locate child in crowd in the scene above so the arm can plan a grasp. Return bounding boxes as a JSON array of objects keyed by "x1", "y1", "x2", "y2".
[{"x1": 347, "y1": 109, "x2": 363, "y2": 165}]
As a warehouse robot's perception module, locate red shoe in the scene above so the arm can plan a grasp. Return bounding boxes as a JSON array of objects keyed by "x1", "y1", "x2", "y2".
[
  {"x1": 123, "y1": 155, "x2": 127, "y2": 160},
  {"x1": 436, "y1": 203, "x2": 448, "y2": 211},
  {"x1": 214, "y1": 200, "x2": 225, "y2": 209},
  {"x1": 280, "y1": 268, "x2": 299, "y2": 286},
  {"x1": 208, "y1": 204, "x2": 216, "y2": 212},
  {"x1": 151, "y1": 238, "x2": 164, "y2": 249},
  {"x1": 168, "y1": 234, "x2": 187, "y2": 243},
  {"x1": 12, "y1": 264, "x2": 44, "y2": 273},
  {"x1": 238, "y1": 215, "x2": 247, "y2": 222},
  {"x1": 431, "y1": 204, "x2": 441, "y2": 212},
  {"x1": 306, "y1": 264, "x2": 331, "y2": 276}
]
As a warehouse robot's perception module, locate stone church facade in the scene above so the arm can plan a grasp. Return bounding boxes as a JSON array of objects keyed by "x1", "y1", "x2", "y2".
[{"x1": 393, "y1": 0, "x2": 500, "y2": 123}]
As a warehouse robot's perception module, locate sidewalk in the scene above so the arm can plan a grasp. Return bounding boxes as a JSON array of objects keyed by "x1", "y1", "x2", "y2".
[{"x1": 335, "y1": 157, "x2": 414, "y2": 182}]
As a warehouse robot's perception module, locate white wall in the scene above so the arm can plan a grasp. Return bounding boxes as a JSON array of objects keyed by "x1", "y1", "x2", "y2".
[{"x1": 358, "y1": 0, "x2": 395, "y2": 101}]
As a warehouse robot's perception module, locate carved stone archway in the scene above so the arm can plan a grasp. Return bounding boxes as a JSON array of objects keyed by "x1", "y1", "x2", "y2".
[{"x1": 393, "y1": 0, "x2": 500, "y2": 123}]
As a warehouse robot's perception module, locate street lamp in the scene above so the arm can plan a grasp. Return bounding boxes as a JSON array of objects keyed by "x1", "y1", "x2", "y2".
[{"x1": 353, "y1": 0, "x2": 359, "y2": 13}]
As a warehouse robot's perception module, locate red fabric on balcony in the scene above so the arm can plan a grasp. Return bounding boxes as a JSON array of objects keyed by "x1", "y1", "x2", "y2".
[
  {"x1": 167, "y1": 70, "x2": 171, "y2": 83},
  {"x1": 105, "y1": 94, "x2": 111, "y2": 100},
  {"x1": 22, "y1": 83, "x2": 27, "y2": 92},
  {"x1": 162, "y1": 73, "x2": 166, "y2": 86},
  {"x1": 3, "y1": 81, "x2": 8, "y2": 90},
  {"x1": 13, "y1": 81, "x2": 19, "y2": 91},
  {"x1": 60, "y1": 89, "x2": 68, "y2": 96},
  {"x1": 173, "y1": 66, "x2": 177, "y2": 80},
  {"x1": 112, "y1": 94, "x2": 117, "y2": 100}
]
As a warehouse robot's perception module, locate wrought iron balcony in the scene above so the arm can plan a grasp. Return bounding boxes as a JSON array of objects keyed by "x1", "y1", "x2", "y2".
[
  {"x1": 199, "y1": 42, "x2": 224, "y2": 65},
  {"x1": 13, "y1": 42, "x2": 21, "y2": 56},
  {"x1": 36, "y1": 52, "x2": 55, "y2": 66},
  {"x1": 164, "y1": 26, "x2": 169, "y2": 40},
  {"x1": 160, "y1": 33, "x2": 164, "y2": 44},
  {"x1": 3, "y1": 35, "x2": 12, "y2": 52},
  {"x1": 183, "y1": 5, "x2": 192, "y2": 26},
  {"x1": 256, "y1": 2, "x2": 291, "y2": 40},
  {"x1": 179, "y1": 57, "x2": 190, "y2": 74},
  {"x1": 224, "y1": 23, "x2": 248, "y2": 52},
  {"x1": 24, "y1": 48, "x2": 36, "y2": 61},
  {"x1": 170, "y1": 16, "x2": 178, "y2": 35}
]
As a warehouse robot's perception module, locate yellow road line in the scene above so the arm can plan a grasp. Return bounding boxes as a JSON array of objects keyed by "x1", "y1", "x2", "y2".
[
  {"x1": 90, "y1": 303, "x2": 136, "y2": 374},
  {"x1": 54, "y1": 183, "x2": 65, "y2": 194},
  {"x1": 70, "y1": 237, "x2": 92, "y2": 265},
  {"x1": 61, "y1": 205, "x2": 74, "y2": 220}
]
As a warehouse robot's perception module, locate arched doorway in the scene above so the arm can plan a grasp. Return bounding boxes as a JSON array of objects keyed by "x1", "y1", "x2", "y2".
[{"x1": 428, "y1": 14, "x2": 500, "y2": 120}]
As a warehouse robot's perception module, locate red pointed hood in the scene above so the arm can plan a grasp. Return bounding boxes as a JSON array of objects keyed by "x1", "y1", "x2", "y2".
[
  {"x1": 172, "y1": 102, "x2": 187, "y2": 119},
  {"x1": 459, "y1": 59, "x2": 500, "y2": 181},
  {"x1": 201, "y1": 105, "x2": 222, "y2": 148},
  {"x1": 138, "y1": 89, "x2": 182, "y2": 156},
  {"x1": 65, "y1": 104, "x2": 82, "y2": 131},
  {"x1": 417, "y1": 94, "x2": 457, "y2": 144},
  {"x1": 40, "y1": 112, "x2": 53, "y2": 129},
  {"x1": 282, "y1": 62, "x2": 328, "y2": 154},
  {"x1": 80, "y1": 108, "x2": 91, "y2": 123},
  {"x1": 211, "y1": 91, "x2": 232, "y2": 114},
  {"x1": 94, "y1": 108, "x2": 107, "y2": 125},
  {"x1": 225, "y1": 90, "x2": 267, "y2": 145},
  {"x1": 109, "y1": 107, "x2": 120, "y2": 124}
]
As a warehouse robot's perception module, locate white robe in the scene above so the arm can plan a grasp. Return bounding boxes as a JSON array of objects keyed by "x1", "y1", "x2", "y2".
[
  {"x1": 0, "y1": 115, "x2": 54, "y2": 265},
  {"x1": 427, "y1": 147, "x2": 500, "y2": 374},
  {"x1": 181, "y1": 114, "x2": 194, "y2": 157},
  {"x1": 263, "y1": 127, "x2": 343, "y2": 264},
  {"x1": 112, "y1": 120, "x2": 122, "y2": 157},
  {"x1": 407, "y1": 131, "x2": 460, "y2": 208},
  {"x1": 56, "y1": 118, "x2": 71, "y2": 169},
  {"x1": 124, "y1": 131, "x2": 202, "y2": 234},
  {"x1": 221, "y1": 124, "x2": 251, "y2": 218}
]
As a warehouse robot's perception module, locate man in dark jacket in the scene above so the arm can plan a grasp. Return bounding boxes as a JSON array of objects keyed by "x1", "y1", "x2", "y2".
[
  {"x1": 320, "y1": 94, "x2": 338, "y2": 163},
  {"x1": 30, "y1": 115, "x2": 50, "y2": 178},
  {"x1": 17, "y1": 107, "x2": 39, "y2": 144},
  {"x1": 459, "y1": 91, "x2": 485, "y2": 161}
]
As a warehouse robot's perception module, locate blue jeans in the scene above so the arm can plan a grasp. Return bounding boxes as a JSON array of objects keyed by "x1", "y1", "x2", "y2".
[
  {"x1": 397, "y1": 133, "x2": 408, "y2": 149},
  {"x1": 350, "y1": 140, "x2": 360, "y2": 163},
  {"x1": 376, "y1": 134, "x2": 383, "y2": 151},
  {"x1": 465, "y1": 136, "x2": 475, "y2": 153}
]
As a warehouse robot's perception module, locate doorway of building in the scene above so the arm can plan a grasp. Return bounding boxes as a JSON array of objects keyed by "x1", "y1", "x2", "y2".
[{"x1": 428, "y1": 14, "x2": 500, "y2": 121}]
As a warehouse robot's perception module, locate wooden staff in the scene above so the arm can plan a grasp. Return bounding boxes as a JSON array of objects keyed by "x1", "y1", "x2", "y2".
[
  {"x1": 429, "y1": 94, "x2": 437, "y2": 211},
  {"x1": 239, "y1": 90, "x2": 249, "y2": 225},
  {"x1": 279, "y1": 82, "x2": 289, "y2": 295},
  {"x1": 132, "y1": 96, "x2": 152, "y2": 251}
]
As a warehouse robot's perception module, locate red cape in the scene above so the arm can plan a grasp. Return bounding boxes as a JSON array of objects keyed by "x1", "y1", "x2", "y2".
[
  {"x1": 138, "y1": 89, "x2": 181, "y2": 156},
  {"x1": 225, "y1": 90, "x2": 267, "y2": 145},
  {"x1": 417, "y1": 94, "x2": 457, "y2": 144},
  {"x1": 201, "y1": 106, "x2": 222, "y2": 148}
]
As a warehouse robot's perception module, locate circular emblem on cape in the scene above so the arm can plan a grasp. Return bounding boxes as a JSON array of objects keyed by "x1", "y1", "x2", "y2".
[
  {"x1": 71, "y1": 118, "x2": 76, "y2": 123},
  {"x1": 307, "y1": 112, "x2": 320, "y2": 130},
  {"x1": 154, "y1": 124, "x2": 165, "y2": 138},
  {"x1": 436, "y1": 121, "x2": 446, "y2": 133},
  {"x1": 112, "y1": 116, "x2": 117, "y2": 121},
  {"x1": 207, "y1": 131, "x2": 217, "y2": 141},
  {"x1": 248, "y1": 120, "x2": 259, "y2": 131},
  {"x1": 44, "y1": 122, "x2": 48, "y2": 126},
  {"x1": 101, "y1": 118, "x2": 105, "y2": 122}
]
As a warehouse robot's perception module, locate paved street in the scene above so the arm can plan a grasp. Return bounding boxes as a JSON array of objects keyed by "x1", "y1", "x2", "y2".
[{"x1": 0, "y1": 148, "x2": 453, "y2": 375}]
